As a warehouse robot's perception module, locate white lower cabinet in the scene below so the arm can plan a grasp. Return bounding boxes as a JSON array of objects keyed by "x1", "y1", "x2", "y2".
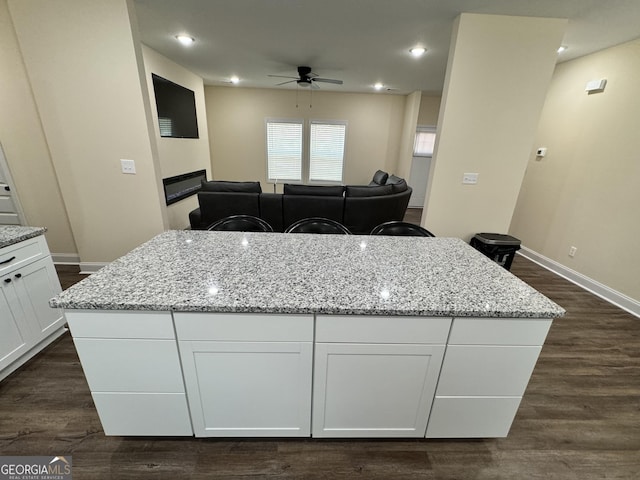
[
  {"x1": 0, "y1": 236, "x2": 65, "y2": 380},
  {"x1": 66, "y1": 311, "x2": 193, "y2": 436},
  {"x1": 312, "y1": 315, "x2": 450, "y2": 438},
  {"x1": 174, "y1": 313, "x2": 314, "y2": 437},
  {"x1": 426, "y1": 317, "x2": 552, "y2": 438}
]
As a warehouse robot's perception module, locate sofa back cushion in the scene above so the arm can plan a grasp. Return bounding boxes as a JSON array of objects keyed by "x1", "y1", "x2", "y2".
[
  {"x1": 201, "y1": 180, "x2": 262, "y2": 193},
  {"x1": 343, "y1": 187, "x2": 412, "y2": 234},
  {"x1": 385, "y1": 174, "x2": 408, "y2": 193},
  {"x1": 283, "y1": 195, "x2": 345, "y2": 229},
  {"x1": 198, "y1": 192, "x2": 260, "y2": 228},
  {"x1": 371, "y1": 170, "x2": 389, "y2": 186},
  {"x1": 283, "y1": 184, "x2": 344, "y2": 196},
  {"x1": 345, "y1": 185, "x2": 394, "y2": 197}
]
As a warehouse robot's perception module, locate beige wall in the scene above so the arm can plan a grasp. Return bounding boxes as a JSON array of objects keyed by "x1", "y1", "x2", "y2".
[
  {"x1": 9, "y1": 0, "x2": 166, "y2": 265},
  {"x1": 142, "y1": 45, "x2": 211, "y2": 229},
  {"x1": 0, "y1": 0, "x2": 76, "y2": 256},
  {"x1": 423, "y1": 14, "x2": 566, "y2": 240},
  {"x1": 205, "y1": 87, "x2": 406, "y2": 189},
  {"x1": 395, "y1": 91, "x2": 422, "y2": 181},
  {"x1": 417, "y1": 95, "x2": 441, "y2": 126},
  {"x1": 510, "y1": 39, "x2": 640, "y2": 301}
]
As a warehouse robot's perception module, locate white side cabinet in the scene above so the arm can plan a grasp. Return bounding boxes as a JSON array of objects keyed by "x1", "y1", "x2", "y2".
[
  {"x1": 174, "y1": 313, "x2": 314, "y2": 437},
  {"x1": 312, "y1": 315, "x2": 451, "y2": 438},
  {"x1": 426, "y1": 317, "x2": 552, "y2": 438},
  {"x1": 0, "y1": 235, "x2": 65, "y2": 380},
  {"x1": 66, "y1": 311, "x2": 193, "y2": 436}
]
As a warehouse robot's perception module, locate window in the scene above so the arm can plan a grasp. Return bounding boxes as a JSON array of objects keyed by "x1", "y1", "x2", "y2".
[
  {"x1": 266, "y1": 120, "x2": 303, "y2": 182},
  {"x1": 309, "y1": 121, "x2": 346, "y2": 183},
  {"x1": 413, "y1": 126, "x2": 437, "y2": 157},
  {"x1": 266, "y1": 119, "x2": 346, "y2": 184}
]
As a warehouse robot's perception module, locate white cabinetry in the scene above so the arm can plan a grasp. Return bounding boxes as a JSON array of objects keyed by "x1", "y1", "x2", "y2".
[
  {"x1": 0, "y1": 235, "x2": 65, "y2": 380},
  {"x1": 174, "y1": 313, "x2": 313, "y2": 437},
  {"x1": 312, "y1": 315, "x2": 451, "y2": 438},
  {"x1": 426, "y1": 317, "x2": 552, "y2": 438},
  {"x1": 66, "y1": 311, "x2": 193, "y2": 436}
]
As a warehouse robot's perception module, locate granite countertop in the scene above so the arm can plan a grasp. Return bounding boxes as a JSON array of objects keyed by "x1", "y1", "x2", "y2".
[
  {"x1": 51, "y1": 230, "x2": 565, "y2": 318},
  {"x1": 0, "y1": 225, "x2": 47, "y2": 249}
]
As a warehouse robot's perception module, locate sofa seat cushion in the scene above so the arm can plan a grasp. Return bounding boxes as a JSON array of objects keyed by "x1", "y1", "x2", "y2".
[
  {"x1": 346, "y1": 185, "x2": 394, "y2": 197},
  {"x1": 283, "y1": 184, "x2": 345, "y2": 196},
  {"x1": 201, "y1": 180, "x2": 262, "y2": 193}
]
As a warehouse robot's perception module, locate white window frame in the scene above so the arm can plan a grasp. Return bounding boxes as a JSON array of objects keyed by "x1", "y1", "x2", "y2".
[
  {"x1": 308, "y1": 119, "x2": 347, "y2": 185},
  {"x1": 265, "y1": 118, "x2": 347, "y2": 185},
  {"x1": 413, "y1": 125, "x2": 437, "y2": 158},
  {"x1": 265, "y1": 118, "x2": 304, "y2": 183}
]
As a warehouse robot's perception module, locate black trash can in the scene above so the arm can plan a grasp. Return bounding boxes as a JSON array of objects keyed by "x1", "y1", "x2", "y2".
[{"x1": 470, "y1": 233, "x2": 521, "y2": 270}]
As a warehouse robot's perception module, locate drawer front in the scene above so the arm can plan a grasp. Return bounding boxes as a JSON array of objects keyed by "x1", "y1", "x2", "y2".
[
  {"x1": 0, "y1": 236, "x2": 47, "y2": 276},
  {"x1": 92, "y1": 392, "x2": 193, "y2": 436},
  {"x1": 316, "y1": 315, "x2": 452, "y2": 344},
  {"x1": 436, "y1": 345, "x2": 542, "y2": 396},
  {"x1": 449, "y1": 318, "x2": 552, "y2": 345},
  {"x1": 426, "y1": 396, "x2": 522, "y2": 438},
  {"x1": 66, "y1": 310, "x2": 175, "y2": 339},
  {"x1": 0, "y1": 196, "x2": 15, "y2": 213},
  {"x1": 73, "y1": 338, "x2": 185, "y2": 392},
  {"x1": 174, "y1": 312, "x2": 313, "y2": 342}
]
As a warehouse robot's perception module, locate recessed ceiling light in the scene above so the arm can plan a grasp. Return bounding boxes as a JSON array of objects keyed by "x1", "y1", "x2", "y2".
[
  {"x1": 374, "y1": 83, "x2": 384, "y2": 91},
  {"x1": 175, "y1": 34, "x2": 195, "y2": 46},
  {"x1": 409, "y1": 46, "x2": 426, "y2": 57},
  {"x1": 557, "y1": 45, "x2": 567, "y2": 54},
  {"x1": 230, "y1": 76, "x2": 239, "y2": 84}
]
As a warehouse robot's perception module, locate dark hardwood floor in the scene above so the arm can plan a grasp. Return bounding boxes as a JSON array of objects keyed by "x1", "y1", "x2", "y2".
[{"x1": 1, "y1": 245, "x2": 638, "y2": 479}]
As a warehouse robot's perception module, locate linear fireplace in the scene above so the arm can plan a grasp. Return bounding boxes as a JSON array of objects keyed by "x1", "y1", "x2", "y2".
[{"x1": 162, "y1": 169, "x2": 207, "y2": 205}]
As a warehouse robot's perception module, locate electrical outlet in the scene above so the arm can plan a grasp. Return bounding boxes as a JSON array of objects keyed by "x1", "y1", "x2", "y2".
[
  {"x1": 120, "y1": 159, "x2": 136, "y2": 174},
  {"x1": 569, "y1": 246, "x2": 577, "y2": 257},
  {"x1": 462, "y1": 173, "x2": 479, "y2": 185}
]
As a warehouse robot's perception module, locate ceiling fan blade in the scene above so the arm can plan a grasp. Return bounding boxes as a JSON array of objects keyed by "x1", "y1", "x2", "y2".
[
  {"x1": 313, "y1": 78, "x2": 343, "y2": 85},
  {"x1": 310, "y1": 81, "x2": 320, "y2": 90},
  {"x1": 268, "y1": 74, "x2": 298, "y2": 79},
  {"x1": 276, "y1": 79, "x2": 297, "y2": 86}
]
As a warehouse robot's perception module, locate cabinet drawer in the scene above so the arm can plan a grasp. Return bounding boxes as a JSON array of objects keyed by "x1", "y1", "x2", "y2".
[
  {"x1": 174, "y1": 313, "x2": 313, "y2": 342},
  {"x1": 449, "y1": 318, "x2": 552, "y2": 345},
  {"x1": 315, "y1": 315, "x2": 452, "y2": 344},
  {"x1": 436, "y1": 345, "x2": 542, "y2": 396},
  {"x1": 73, "y1": 338, "x2": 185, "y2": 392},
  {"x1": 0, "y1": 236, "x2": 47, "y2": 276},
  {"x1": 66, "y1": 310, "x2": 175, "y2": 339},
  {"x1": 92, "y1": 392, "x2": 193, "y2": 436},
  {"x1": 426, "y1": 396, "x2": 522, "y2": 438}
]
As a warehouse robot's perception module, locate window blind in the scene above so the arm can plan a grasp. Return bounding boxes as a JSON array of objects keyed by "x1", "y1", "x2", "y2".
[
  {"x1": 309, "y1": 122, "x2": 346, "y2": 182},
  {"x1": 266, "y1": 120, "x2": 303, "y2": 181},
  {"x1": 414, "y1": 128, "x2": 436, "y2": 157}
]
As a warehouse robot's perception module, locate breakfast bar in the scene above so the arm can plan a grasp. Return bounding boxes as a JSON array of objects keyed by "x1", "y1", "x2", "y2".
[{"x1": 51, "y1": 230, "x2": 564, "y2": 438}]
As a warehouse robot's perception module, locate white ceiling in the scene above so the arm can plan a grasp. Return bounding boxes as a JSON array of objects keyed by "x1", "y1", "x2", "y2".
[{"x1": 133, "y1": 0, "x2": 640, "y2": 94}]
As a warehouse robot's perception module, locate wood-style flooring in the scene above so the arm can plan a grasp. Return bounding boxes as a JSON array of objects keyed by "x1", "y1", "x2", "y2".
[{"x1": 0, "y1": 245, "x2": 638, "y2": 479}]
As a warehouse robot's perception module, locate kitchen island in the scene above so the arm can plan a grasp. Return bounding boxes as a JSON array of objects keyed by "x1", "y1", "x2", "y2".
[{"x1": 52, "y1": 230, "x2": 564, "y2": 438}]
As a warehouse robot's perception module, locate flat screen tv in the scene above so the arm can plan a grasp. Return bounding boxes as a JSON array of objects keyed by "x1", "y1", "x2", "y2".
[{"x1": 152, "y1": 74, "x2": 199, "y2": 138}]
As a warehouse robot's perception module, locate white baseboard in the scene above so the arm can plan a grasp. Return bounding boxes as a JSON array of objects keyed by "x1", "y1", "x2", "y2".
[
  {"x1": 79, "y1": 262, "x2": 109, "y2": 274},
  {"x1": 52, "y1": 253, "x2": 81, "y2": 264},
  {"x1": 518, "y1": 246, "x2": 640, "y2": 319}
]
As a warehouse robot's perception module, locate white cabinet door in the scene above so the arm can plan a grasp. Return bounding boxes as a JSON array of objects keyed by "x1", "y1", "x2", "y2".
[
  {"x1": 179, "y1": 340, "x2": 313, "y2": 437},
  {"x1": 0, "y1": 279, "x2": 31, "y2": 371},
  {"x1": 312, "y1": 343, "x2": 445, "y2": 438},
  {"x1": 13, "y1": 257, "x2": 64, "y2": 341}
]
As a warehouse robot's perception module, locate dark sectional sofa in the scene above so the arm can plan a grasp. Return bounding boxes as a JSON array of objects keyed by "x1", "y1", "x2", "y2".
[{"x1": 188, "y1": 170, "x2": 412, "y2": 234}]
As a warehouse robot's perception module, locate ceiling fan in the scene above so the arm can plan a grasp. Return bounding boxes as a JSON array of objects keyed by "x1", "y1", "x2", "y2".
[{"x1": 269, "y1": 66, "x2": 343, "y2": 89}]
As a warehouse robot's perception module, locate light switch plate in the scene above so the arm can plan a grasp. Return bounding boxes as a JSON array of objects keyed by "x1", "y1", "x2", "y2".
[
  {"x1": 462, "y1": 173, "x2": 478, "y2": 185},
  {"x1": 120, "y1": 159, "x2": 136, "y2": 174}
]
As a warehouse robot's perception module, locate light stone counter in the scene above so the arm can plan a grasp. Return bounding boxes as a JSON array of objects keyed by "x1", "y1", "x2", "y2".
[
  {"x1": 51, "y1": 230, "x2": 564, "y2": 318},
  {"x1": 0, "y1": 225, "x2": 46, "y2": 249}
]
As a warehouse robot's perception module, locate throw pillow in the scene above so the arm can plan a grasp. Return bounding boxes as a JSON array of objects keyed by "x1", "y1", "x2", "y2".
[{"x1": 371, "y1": 170, "x2": 389, "y2": 185}]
